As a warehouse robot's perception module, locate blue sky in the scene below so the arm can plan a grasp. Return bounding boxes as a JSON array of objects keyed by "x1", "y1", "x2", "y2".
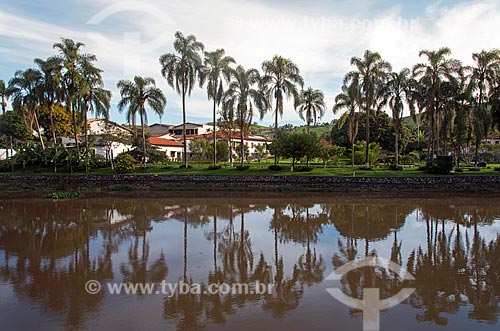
[{"x1": 1, "y1": 0, "x2": 499, "y2": 127}]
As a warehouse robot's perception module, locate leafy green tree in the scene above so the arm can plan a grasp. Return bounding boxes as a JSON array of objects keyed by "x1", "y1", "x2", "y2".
[
  {"x1": 261, "y1": 55, "x2": 303, "y2": 165},
  {"x1": 271, "y1": 132, "x2": 318, "y2": 170},
  {"x1": 317, "y1": 144, "x2": 345, "y2": 168},
  {"x1": 222, "y1": 65, "x2": 268, "y2": 167},
  {"x1": 333, "y1": 78, "x2": 362, "y2": 167},
  {"x1": 346, "y1": 50, "x2": 392, "y2": 167},
  {"x1": 200, "y1": 49, "x2": 235, "y2": 165},
  {"x1": 160, "y1": 31, "x2": 204, "y2": 168},
  {"x1": 117, "y1": 76, "x2": 166, "y2": 169},
  {"x1": 295, "y1": 87, "x2": 326, "y2": 135},
  {"x1": 0, "y1": 111, "x2": 30, "y2": 144},
  {"x1": 206, "y1": 140, "x2": 229, "y2": 162}
]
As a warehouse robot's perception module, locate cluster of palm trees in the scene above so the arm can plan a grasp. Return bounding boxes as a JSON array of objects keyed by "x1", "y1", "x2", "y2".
[
  {"x1": 334, "y1": 48, "x2": 500, "y2": 168},
  {"x1": 159, "y1": 31, "x2": 325, "y2": 168},
  {"x1": 4, "y1": 32, "x2": 499, "y2": 171},
  {"x1": 2, "y1": 38, "x2": 111, "y2": 172}
]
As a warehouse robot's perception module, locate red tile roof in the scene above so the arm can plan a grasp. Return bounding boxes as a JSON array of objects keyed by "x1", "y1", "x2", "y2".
[{"x1": 148, "y1": 137, "x2": 184, "y2": 147}]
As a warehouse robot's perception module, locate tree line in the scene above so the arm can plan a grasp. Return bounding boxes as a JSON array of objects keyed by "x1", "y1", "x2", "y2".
[{"x1": 1, "y1": 31, "x2": 499, "y2": 172}]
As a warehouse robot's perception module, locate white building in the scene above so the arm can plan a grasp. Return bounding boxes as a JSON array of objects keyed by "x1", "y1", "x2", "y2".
[
  {"x1": 168, "y1": 123, "x2": 213, "y2": 137},
  {"x1": 186, "y1": 130, "x2": 271, "y2": 159},
  {"x1": 148, "y1": 134, "x2": 184, "y2": 160},
  {"x1": 0, "y1": 149, "x2": 16, "y2": 160},
  {"x1": 87, "y1": 119, "x2": 133, "y2": 160}
]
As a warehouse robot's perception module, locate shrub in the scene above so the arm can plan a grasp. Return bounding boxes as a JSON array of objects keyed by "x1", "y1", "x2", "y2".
[
  {"x1": 469, "y1": 167, "x2": 481, "y2": 172},
  {"x1": 46, "y1": 192, "x2": 84, "y2": 199},
  {"x1": 478, "y1": 161, "x2": 487, "y2": 168},
  {"x1": 294, "y1": 166, "x2": 313, "y2": 172},
  {"x1": 90, "y1": 154, "x2": 109, "y2": 169},
  {"x1": 115, "y1": 153, "x2": 136, "y2": 174},
  {"x1": 495, "y1": 167, "x2": 500, "y2": 172},
  {"x1": 454, "y1": 167, "x2": 464, "y2": 173},
  {"x1": 236, "y1": 165, "x2": 250, "y2": 171},
  {"x1": 208, "y1": 165, "x2": 222, "y2": 170},
  {"x1": 179, "y1": 164, "x2": 192, "y2": 169},
  {"x1": 389, "y1": 165, "x2": 404, "y2": 171},
  {"x1": 268, "y1": 165, "x2": 283, "y2": 171},
  {"x1": 358, "y1": 166, "x2": 373, "y2": 171},
  {"x1": 426, "y1": 156, "x2": 453, "y2": 175}
]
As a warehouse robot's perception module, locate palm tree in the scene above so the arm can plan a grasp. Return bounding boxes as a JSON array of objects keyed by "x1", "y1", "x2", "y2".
[
  {"x1": 469, "y1": 49, "x2": 500, "y2": 167},
  {"x1": 346, "y1": 50, "x2": 392, "y2": 167},
  {"x1": 6, "y1": 69, "x2": 45, "y2": 149},
  {"x1": 333, "y1": 77, "x2": 362, "y2": 167},
  {"x1": 295, "y1": 87, "x2": 326, "y2": 135},
  {"x1": 200, "y1": 49, "x2": 235, "y2": 166},
  {"x1": 53, "y1": 38, "x2": 94, "y2": 161},
  {"x1": 261, "y1": 55, "x2": 304, "y2": 165},
  {"x1": 117, "y1": 76, "x2": 166, "y2": 169},
  {"x1": 159, "y1": 31, "x2": 204, "y2": 168},
  {"x1": 34, "y1": 57, "x2": 62, "y2": 144},
  {"x1": 222, "y1": 65, "x2": 268, "y2": 167},
  {"x1": 381, "y1": 68, "x2": 412, "y2": 167},
  {"x1": 413, "y1": 48, "x2": 461, "y2": 159},
  {"x1": 79, "y1": 57, "x2": 111, "y2": 161},
  {"x1": 0, "y1": 79, "x2": 7, "y2": 114}
]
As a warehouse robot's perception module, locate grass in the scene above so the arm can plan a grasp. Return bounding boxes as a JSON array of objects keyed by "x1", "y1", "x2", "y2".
[{"x1": 3, "y1": 160, "x2": 500, "y2": 177}]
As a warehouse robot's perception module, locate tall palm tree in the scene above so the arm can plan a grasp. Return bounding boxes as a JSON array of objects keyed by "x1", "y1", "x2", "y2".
[
  {"x1": 6, "y1": 69, "x2": 45, "y2": 149},
  {"x1": 34, "y1": 57, "x2": 62, "y2": 144},
  {"x1": 295, "y1": 87, "x2": 326, "y2": 135},
  {"x1": 79, "y1": 57, "x2": 110, "y2": 160},
  {"x1": 346, "y1": 50, "x2": 392, "y2": 167},
  {"x1": 53, "y1": 38, "x2": 94, "y2": 161},
  {"x1": 200, "y1": 49, "x2": 235, "y2": 166},
  {"x1": 413, "y1": 48, "x2": 461, "y2": 159},
  {"x1": 333, "y1": 77, "x2": 362, "y2": 167},
  {"x1": 261, "y1": 55, "x2": 304, "y2": 165},
  {"x1": 469, "y1": 49, "x2": 500, "y2": 167},
  {"x1": 0, "y1": 79, "x2": 7, "y2": 115},
  {"x1": 117, "y1": 76, "x2": 166, "y2": 169},
  {"x1": 381, "y1": 68, "x2": 412, "y2": 167},
  {"x1": 222, "y1": 65, "x2": 268, "y2": 167},
  {"x1": 159, "y1": 31, "x2": 204, "y2": 168}
]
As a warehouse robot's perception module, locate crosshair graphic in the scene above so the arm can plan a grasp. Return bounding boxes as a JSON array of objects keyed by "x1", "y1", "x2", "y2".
[{"x1": 325, "y1": 257, "x2": 416, "y2": 331}]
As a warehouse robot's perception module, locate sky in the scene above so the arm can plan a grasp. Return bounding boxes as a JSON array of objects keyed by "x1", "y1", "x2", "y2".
[{"x1": 1, "y1": 0, "x2": 499, "y2": 127}]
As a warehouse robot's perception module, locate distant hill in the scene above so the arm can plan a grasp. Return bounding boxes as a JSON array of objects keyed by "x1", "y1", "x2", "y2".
[{"x1": 295, "y1": 124, "x2": 332, "y2": 139}]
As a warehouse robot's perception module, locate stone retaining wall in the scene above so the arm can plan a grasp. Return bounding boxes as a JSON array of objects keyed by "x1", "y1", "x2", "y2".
[{"x1": 1, "y1": 175, "x2": 500, "y2": 192}]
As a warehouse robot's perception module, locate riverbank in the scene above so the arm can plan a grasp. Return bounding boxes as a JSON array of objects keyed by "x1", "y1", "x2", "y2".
[{"x1": 1, "y1": 174, "x2": 500, "y2": 197}]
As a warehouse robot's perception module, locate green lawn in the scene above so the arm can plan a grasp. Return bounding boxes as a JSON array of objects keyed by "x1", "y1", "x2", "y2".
[{"x1": 3, "y1": 160, "x2": 500, "y2": 177}]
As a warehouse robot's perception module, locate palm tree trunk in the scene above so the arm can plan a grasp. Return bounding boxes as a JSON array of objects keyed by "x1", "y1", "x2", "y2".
[
  {"x1": 395, "y1": 129, "x2": 399, "y2": 167},
  {"x1": 84, "y1": 106, "x2": 89, "y2": 157},
  {"x1": 240, "y1": 109, "x2": 245, "y2": 168},
  {"x1": 307, "y1": 107, "x2": 311, "y2": 136},
  {"x1": 274, "y1": 97, "x2": 279, "y2": 166},
  {"x1": 182, "y1": 84, "x2": 188, "y2": 168},
  {"x1": 141, "y1": 107, "x2": 147, "y2": 169},
  {"x1": 213, "y1": 84, "x2": 218, "y2": 166},
  {"x1": 49, "y1": 102, "x2": 56, "y2": 144},
  {"x1": 365, "y1": 100, "x2": 370, "y2": 168},
  {"x1": 70, "y1": 102, "x2": 79, "y2": 162},
  {"x1": 351, "y1": 138, "x2": 355, "y2": 167}
]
